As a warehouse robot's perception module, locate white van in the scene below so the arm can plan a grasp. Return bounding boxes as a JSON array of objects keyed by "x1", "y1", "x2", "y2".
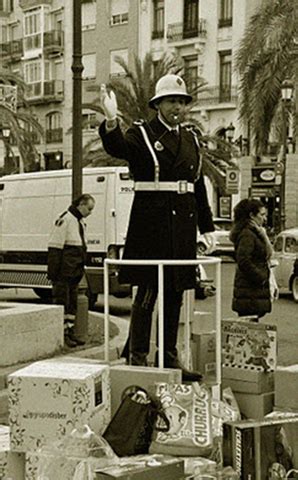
[{"x1": 0, "y1": 167, "x2": 134, "y2": 302}]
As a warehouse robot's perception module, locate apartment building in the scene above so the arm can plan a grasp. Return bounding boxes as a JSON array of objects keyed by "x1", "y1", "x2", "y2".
[{"x1": 0, "y1": 0, "x2": 101, "y2": 169}]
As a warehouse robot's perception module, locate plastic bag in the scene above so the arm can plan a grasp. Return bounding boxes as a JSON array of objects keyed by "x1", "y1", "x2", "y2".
[{"x1": 37, "y1": 425, "x2": 118, "y2": 479}]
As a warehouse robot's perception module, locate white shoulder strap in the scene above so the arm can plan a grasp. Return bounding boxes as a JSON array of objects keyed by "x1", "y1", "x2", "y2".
[{"x1": 138, "y1": 125, "x2": 160, "y2": 184}]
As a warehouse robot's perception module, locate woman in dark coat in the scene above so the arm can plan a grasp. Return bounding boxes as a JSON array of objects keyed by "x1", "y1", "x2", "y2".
[
  {"x1": 230, "y1": 198, "x2": 274, "y2": 319},
  {"x1": 99, "y1": 74, "x2": 214, "y2": 381}
]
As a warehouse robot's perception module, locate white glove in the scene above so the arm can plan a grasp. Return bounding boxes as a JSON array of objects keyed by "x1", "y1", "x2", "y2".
[
  {"x1": 100, "y1": 84, "x2": 118, "y2": 121},
  {"x1": 203, "y1": 232, "x2": 216, "y2": 254}
]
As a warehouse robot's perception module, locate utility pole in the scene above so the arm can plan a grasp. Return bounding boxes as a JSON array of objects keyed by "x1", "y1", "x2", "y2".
[{"x1": 72, "y1": 0, "x2": 84, "y2": 201}]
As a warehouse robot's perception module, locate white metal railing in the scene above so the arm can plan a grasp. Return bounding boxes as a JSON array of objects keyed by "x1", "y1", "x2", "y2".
[{"x1": 104, "y1": 257, "x2": 222, "y2": 386}]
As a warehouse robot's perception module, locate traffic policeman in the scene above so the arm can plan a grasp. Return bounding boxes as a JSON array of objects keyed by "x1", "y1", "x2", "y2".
[
  {"x1": 99, "y1": 74, "x2": 214, "y2": 381},
  {"x1": 47, "y1": 194, "x2": 95, "y2": 347}
]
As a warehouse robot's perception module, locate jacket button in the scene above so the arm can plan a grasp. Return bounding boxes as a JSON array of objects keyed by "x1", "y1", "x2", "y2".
[
  {"x1": 190, "y1": 165, "x2": 194, "y2": 170},
  {"x1": 172, "y1": 210, "x2": 176, "y2": 215}
]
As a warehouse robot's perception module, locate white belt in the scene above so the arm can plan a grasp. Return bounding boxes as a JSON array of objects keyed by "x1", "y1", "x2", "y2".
[{"x1": 134, "y1": 180, "x2": 194, "y2": 194}]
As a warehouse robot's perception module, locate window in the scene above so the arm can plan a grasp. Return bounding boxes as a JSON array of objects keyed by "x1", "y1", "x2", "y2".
[
  {"x1": 24, "y1": 8, "x2": 42, "y2": 50},
  {"x1": 24, "y1": 60, "x2": 41, "y2": 84},
  {"x1": 184, "y1": 56, "x2": 198, "y2": 96},
  {"x1": 82, "y1": 112, "x2": 97, "y2": 131},
  {"x1": 183, "y1": 0, "x2": 198, "y2": 38},
  {"x1": 219, "y1": 0, "x2": 233, "y2": 27},
  {"x1": 110, "y1": 48, "x2": 128, "y2": 77},
  {"x1": 219, "y1": 51, "x2": 232, "y2": 102},
  {"x1": 46, "y1": 112, "x2": 63, "y2": 143},
  {"x1": 82, "y1": 53, "x2": 96, "y2": 79},
  {"x1": 82, "y1": 1, "x2": 96, "y2": 30},
  {"x1": 110, "y1": 0, "x2": 128, "y2": 25},
  {"x1": 274, "y1": 236, "x2": 283, "y2": 253},
  {"x1": 152, "y1": 0, "x2": 164, "y2": 39}
]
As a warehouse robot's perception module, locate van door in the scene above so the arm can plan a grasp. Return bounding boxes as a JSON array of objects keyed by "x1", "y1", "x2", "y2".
[{"x1": 114, "y1": 169, "x2": 134, "y2": 249}]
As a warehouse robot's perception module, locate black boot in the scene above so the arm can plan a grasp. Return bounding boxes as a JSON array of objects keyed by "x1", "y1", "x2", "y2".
[
  {"x1": 128, "y1": 298, "x2": 154, "y2": 368},
  {"x1": 164, "y1": 351, "x2": 203, "y2": 383}
]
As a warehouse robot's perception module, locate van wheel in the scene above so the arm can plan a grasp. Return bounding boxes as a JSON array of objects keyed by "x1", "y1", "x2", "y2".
[
  {"x1": 33, "y1": 288, "x2": 52, "y2": 301},
  {"x1": 292, "y1": 277, "x2": 298, "y2": 302}
]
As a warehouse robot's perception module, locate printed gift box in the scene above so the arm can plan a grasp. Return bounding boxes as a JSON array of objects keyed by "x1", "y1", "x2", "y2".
[
  {"x1": 222, "y1": 319, "x2": 277, "y2": 372},
  {"x1": 0, "y1": 425, "x2": 25, "y2": 479},
  {"x1": 8, "y1": 360, "x2": 110, "y2": 452}
]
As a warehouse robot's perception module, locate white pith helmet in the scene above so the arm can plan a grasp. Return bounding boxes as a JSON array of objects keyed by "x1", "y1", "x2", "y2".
[{"x1": 149, "y1": 74, "x2": 192, "y2": 109}]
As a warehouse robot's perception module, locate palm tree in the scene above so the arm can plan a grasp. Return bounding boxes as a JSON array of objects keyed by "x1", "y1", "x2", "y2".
[
  {"x1": 0, "y1": 68, "x2": 44, "y2": 173},
  {"x1": 235, "y1": 0, "x2": 295, "y2": 155},
  {"x1": 83, "y1": 52, "x2": 237, "y2": 192}
]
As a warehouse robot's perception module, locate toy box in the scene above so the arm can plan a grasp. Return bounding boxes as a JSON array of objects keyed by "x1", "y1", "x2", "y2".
[
  {"x1": 8, "y1": 360, "x2": 110, "y2": 452},
  {"x1": 95, "y1": 455, "x2": 184, "y2": 479},
  {"x1": 222, "y1": 366, "x2": 275, "y2": 394},
  {"x1": 222, "y1": 319, "x2": 277, "y2": 372},
  {"x1": 191, "y1": 332, "x2": 216, "y2": 383},
  {"x1": 275, "y1": 365, "x2": 298, "y2": 411},
  {"x1": 223, "y1": 416, "x2": 298, "y2": 479}
]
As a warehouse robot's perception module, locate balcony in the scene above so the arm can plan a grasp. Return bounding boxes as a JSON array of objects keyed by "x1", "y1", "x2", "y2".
[
  {"x1": 167, "y1": 19, "x2": 207, "y2": 43},
  {"x1": 19, "y1": 0, "x2": 52, "y2": 8},
  {"x1": 44, "y1": 30, "x2": 64, "y2": 56},
  {"x1": 197, "y1": 86, "x2": 238, "y2": 107},
  {"x1": 0, "y1": 40, "x2": 23, "y2": 62},
  {"x1": 46, "y1": 127, "x2": 63, "y2": 144},
  {"x1": 23, "y1": 33, "x2": 41, "y2": 52},
  {"x1": 26, "y1": 80, "x2": 64, "y2": 104}
]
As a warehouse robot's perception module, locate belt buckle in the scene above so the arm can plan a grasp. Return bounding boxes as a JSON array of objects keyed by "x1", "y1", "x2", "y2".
[{"x1": 177, "y1": 180, "x2": 188, "y2": 194}]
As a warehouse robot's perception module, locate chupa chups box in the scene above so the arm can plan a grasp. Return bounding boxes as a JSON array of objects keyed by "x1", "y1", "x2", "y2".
[
  {"x1": 275, "y1": 365, "x2": 298, "y2": 411},
  {"x1": 222, "y1": 319, "x2": 277, "y2": 372},
  {"x1": 0, "y1": 425, "x2": 25, "y2": 479},
  {"x1": 223, "y1": 416, "x2": 298, "y2": 480},
  {"x1": 110, "y1": 365, "x2": 181, "y2": 416},
  {"x1": 222, "y1": 366, "x2": 275, "y2": 394},
  {"x1": 95, "y1": 455, "x2": 184, "y2": 479},
  {"x1": 8, "y1": 360, "x2": 110, "y2": 452}
]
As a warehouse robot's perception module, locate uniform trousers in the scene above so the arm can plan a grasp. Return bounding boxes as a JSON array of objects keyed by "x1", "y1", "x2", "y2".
[
  {"x1": 52, "y1": 276, "x2": 81, "y2": 320},
  {"x1": 121, "y1": 284, "x2": 184, "y2": 364}
]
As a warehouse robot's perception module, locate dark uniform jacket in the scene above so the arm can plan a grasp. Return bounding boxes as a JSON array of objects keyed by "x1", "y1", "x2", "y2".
[
  {"x1": 47, "y1": 205, "x2": 87, "y2": 282},
  {"x1": 232, "y1": 225, "x2": 271, "y2": 317},
  {"x1": 99, "y1": 116, "x2": 214, "y2": 291}
]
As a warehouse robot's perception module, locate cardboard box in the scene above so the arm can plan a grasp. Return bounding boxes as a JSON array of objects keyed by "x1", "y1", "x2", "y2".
[
  {"x1": 0, "y1": 425, "x2": 25, "y2": 479},
  {"x1": 95, "y1": 457, "x2": 184, "y2": 479},
  {"x1": 275, "y1": 365, "x2": 298, "y2": 411},
  {"x1": 222, "y1": 366, "x2": 275, "y2": 394},
  {"x1": 222, "y1": 319, "x2": 277, "y2": 372},
  {"x1": 8, "y1": 360, "x2": 111, "y2": 452},
  {"x1": 110, "y1": 365, "x2": 181, "y2": 416},
  {"x1": 191, "y1": 332, "x2": 216, "y2": 383},
  {"x1": 233, "y1": 390, "x2": 274, "y2": 419},
  {"x1": 191, "y1": 311, "x2": 214, "y2": 334},
  {"x1": 223, "y1": 416, "x2": 298, "y2": 480}
]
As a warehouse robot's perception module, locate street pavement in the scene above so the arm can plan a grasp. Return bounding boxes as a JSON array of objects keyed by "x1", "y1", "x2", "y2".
[{"x1": 0, "y1": 261, "x2": 297, "y2": 366}]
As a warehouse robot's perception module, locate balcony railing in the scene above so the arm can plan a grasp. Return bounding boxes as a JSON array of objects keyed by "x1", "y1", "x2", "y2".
[
  {"x1": 46, "y1": 127, "x2": 63, "y2": 144},
  {"x1": 167, "y1": 19, "x2": 207, "y2": 42},
  {"x1": 43, "y1": 30, "x2": 64, "y2": 55},
  {"x1": 26, "y1": 80, "x2": 64, "y2": 103},
  {"x1": 197, "y1": 86, "x2": 238, "y2": 106},
  {"x1": 0, "y1": 40, "x2": 23, "y2": 61}
]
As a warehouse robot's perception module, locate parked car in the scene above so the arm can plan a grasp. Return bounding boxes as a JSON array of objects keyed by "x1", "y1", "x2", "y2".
[
  {"x1": 197, "y1": 218, "x2": 234, "y2": 256},
  {"x1": 273, "y1": 227, "x2": 298, "y2": 302}
]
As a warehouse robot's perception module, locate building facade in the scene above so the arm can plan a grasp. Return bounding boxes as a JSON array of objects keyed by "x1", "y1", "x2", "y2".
[{"x1": 1, "y1": 0, "x2": 297, "y2": 226}]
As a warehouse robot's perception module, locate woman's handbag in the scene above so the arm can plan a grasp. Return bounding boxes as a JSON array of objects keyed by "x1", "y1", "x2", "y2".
[{"x1": 103, "y1": 385, "x2": 169, "y2": 457}]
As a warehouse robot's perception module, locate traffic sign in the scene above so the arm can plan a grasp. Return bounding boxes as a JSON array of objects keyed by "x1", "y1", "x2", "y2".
[{"x1": 225, "y1": 167, "x2": 239, "y2": 193}]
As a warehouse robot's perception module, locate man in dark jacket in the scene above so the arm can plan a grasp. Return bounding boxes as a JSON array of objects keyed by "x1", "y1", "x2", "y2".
[
  {"x1": 47, "y1": 194, "x2": 95, "y2": 347},
  {"x1": 99, "y1": 74, "x2": 214, "y2": 381}
]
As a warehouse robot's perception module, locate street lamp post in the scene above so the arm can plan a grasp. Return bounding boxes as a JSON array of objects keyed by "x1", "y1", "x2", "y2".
[{"x1": 280, "y1": 80, "x2": 294, "y2": 231}]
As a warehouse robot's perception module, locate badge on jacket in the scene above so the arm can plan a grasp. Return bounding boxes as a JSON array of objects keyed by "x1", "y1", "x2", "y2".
[
  {"x1": 154, "y1": 141, "x2": 164, "y2": 151},
  {"x1": 55, "y1": 218, "x2": 64, "y2": 227}
]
